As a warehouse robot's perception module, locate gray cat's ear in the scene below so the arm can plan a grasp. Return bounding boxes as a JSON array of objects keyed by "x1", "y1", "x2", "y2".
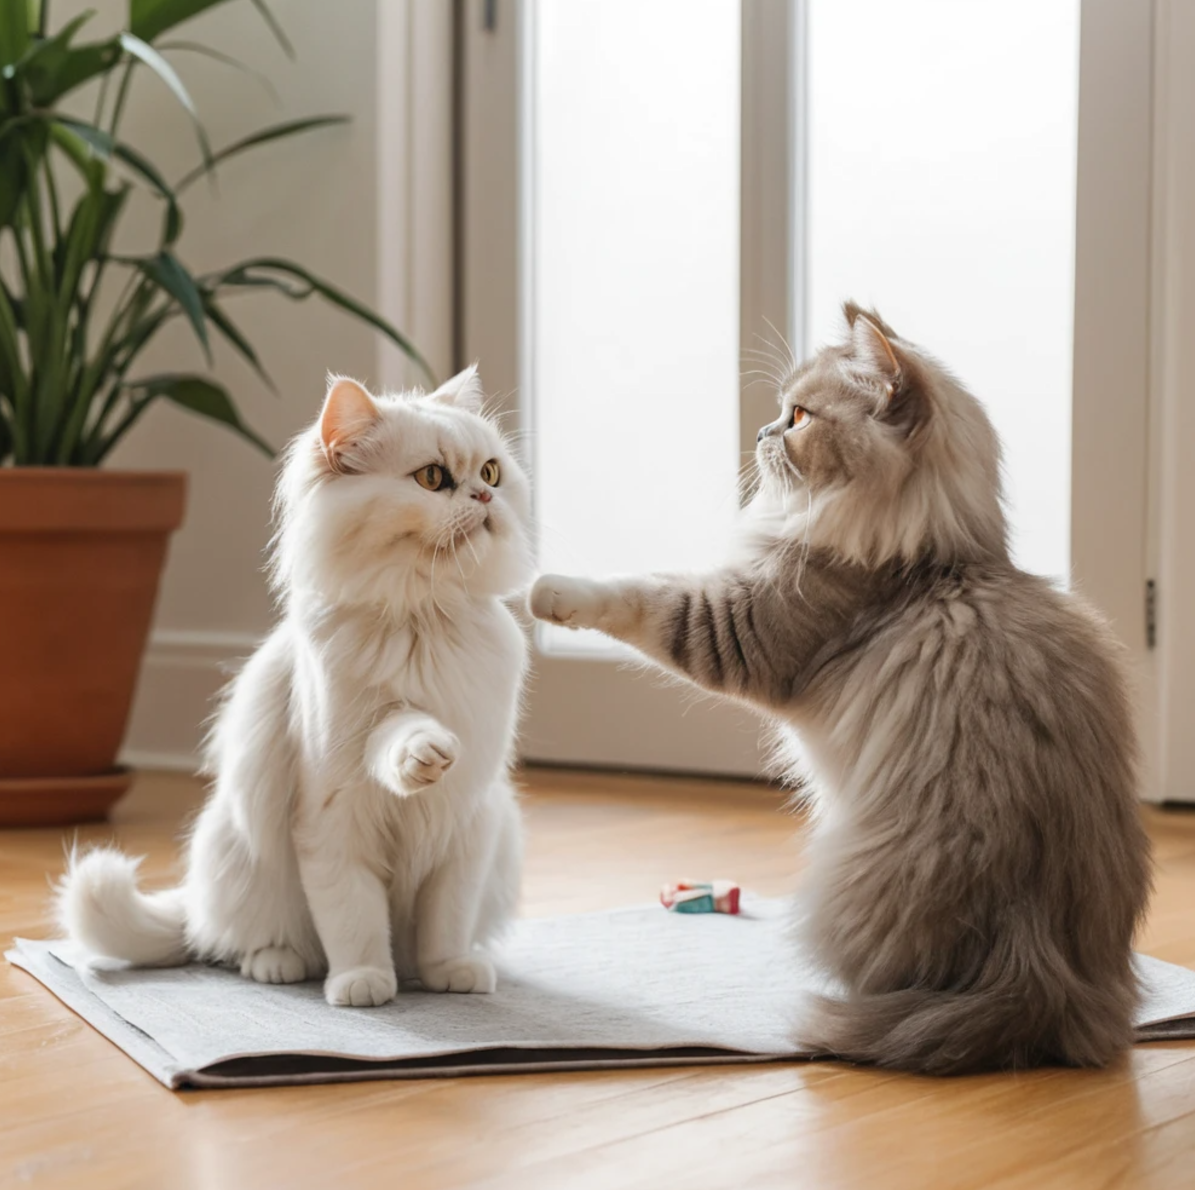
[
  {"x1": 849, "y1": 312, "x2": 901, "y2": 396},
  {"x1": 430, "y1": 364, "x2": 485, "y2": 413},
  {"x1": 320, "y1": 376, "x2": 379, "y2": 471}
]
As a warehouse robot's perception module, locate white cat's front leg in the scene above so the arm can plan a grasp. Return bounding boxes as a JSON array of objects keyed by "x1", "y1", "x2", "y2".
[
  {"x1": 366, "y1": 709, "x2": 460, "y2": 797},
  {"x1": 415, "y1": 824, "x2": 501, "y2": 995},
  {"x1": 296, "y1": 825, "x2": 397, "y2": 1008}
]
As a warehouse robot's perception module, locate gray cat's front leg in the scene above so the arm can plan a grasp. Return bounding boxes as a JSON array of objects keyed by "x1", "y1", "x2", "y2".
[
  {"x1": 530, "y1": 572, "x2": 779, "y2": 703},
  {"x1": 530, "y1": 574, "x2": 646, "y2": 638}
]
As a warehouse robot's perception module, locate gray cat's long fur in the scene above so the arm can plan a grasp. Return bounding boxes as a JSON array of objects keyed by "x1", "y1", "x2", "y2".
[{"x1": 530, "y1": 303, "x2": 1152, "y2": 1075}]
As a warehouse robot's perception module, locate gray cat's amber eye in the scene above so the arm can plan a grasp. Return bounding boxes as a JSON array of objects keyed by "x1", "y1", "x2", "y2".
[
  {"x1": 790, "y1": 405, "x2": 811, "y2": 430},
  {"x1": 481, "y1": 459, "x2": 501, "y2": 486},
  {"x1": 415, "y1": 463, "x2": 448, "y2": 491}
]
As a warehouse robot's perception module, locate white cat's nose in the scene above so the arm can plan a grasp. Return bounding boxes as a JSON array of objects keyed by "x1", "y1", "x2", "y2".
[{"x1": 472, "y1": 489, "x2": 493, "y2": 504}]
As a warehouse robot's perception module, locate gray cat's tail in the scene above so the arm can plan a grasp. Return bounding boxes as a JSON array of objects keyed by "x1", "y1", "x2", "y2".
[
  {"x1": 799, "y1": 971, "x2": 1137, "y2": 1075},
  {"x1": 57, "y1": 846, "x2": 190, "y2": 967}
]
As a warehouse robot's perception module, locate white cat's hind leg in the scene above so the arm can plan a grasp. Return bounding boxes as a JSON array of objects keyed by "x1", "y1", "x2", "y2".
[
  {"x1": 240, "y1": 945, "x2": 308, "y2": 985},
  {"x1": 185, "y1": 793, "x2": 324, "y2": 981},
  {"x1": 190, "y1": 625, "x2": 325, "y2": 981}
]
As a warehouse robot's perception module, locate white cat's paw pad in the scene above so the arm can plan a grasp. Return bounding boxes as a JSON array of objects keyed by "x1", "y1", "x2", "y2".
[
  {"x1": 420, "y1": 955, "x2": 497, "y2": 994},
  {"x1": 241, "y1": 946, "x2": 307, "y2": 985},
  {"x1": 325, "y1": 965, "x2": 398, "y2": 1007},
  {"x1": 397, "y1": 726, "x2": 460, "y2": 790},
  {"x1": 529, "y1": 575, "x2": 590, "y2": 628}
]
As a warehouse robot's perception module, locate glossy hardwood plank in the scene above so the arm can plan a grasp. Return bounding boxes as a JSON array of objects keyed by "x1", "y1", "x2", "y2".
[{"x1": 2, "y1": 768, "x2": 1194, "y2": 1190}]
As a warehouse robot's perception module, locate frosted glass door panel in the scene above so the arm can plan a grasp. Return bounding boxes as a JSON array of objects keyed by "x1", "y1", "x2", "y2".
[
  {"x1": 805, "y1": 0, "x2": 1080, "y2": 581},
  {"x1": 526, "y1": 0, "x2": 741, "y2": 653}
]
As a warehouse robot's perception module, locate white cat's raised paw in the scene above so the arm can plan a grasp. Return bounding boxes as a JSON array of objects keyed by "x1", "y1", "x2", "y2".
[
  {"x1": 419, "y1": 954, "x2": 497, "y2": 994},
  {"x1": 325, "y1": 965, "x2": 398, "y2": 1007},
  {"x1": 395, "y1": 724, "x2": 459, "y2": 793},
  {"x1": 529, "y1": 575, "x2": 596, "y2": 629},
  {"x1": 241, "y1": 945, "x2": 307, "y2": 985}
]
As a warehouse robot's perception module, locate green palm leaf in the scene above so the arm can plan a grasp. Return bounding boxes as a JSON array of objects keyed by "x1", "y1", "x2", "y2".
[
  {"x1": 0, "y1": 0, "x2": 31, "y2": 70},
  {"x1": 0, "y1": 0, "x2": 426, "y2": 468},
  {"x1": 117, "y1": 32, "x2": 212, "y2": 169},
  {"x1": 247, "y1": 0, "x2": 291, "y2": 58},
  {"x1": 128, "y1": 0, "x2": 230, "y2": 44},
  {"x1": 127, "y1": 251, "x2": 210, "y2": 359},
  {"x1": 156, "y1": 38, "x2": 279, "y2": 102},
  {"x1": 129, "y1": 0, "x2": 291, "y2": 54},
  {"x1": 17, "y1": 14, "x2": 124, "y2": 106},
  {"x1": 97, "y1": 371, "x2": 271, "y2": 461},
  {"x1": 54, "y1": 117, "x2": 183, "y2": 243},
  {"x1": 175, "y1": 115, "x2": 348, "y2": 192},
  {"x1": 210, "y1": 257, "x2": 434, "y2": 382},
  {"x1": 203, "y1": 297, "x2": 274, "y2": 390}
]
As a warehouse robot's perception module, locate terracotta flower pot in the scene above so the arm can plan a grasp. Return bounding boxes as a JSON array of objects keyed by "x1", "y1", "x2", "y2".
[{"x1": 0, "y1": 469, "x2": 187, "y2": 827}]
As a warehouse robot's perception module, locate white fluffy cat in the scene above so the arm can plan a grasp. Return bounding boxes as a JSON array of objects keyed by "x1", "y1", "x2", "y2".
[{"x1": 60, "y1": 367, "x2": 531, "y2": 1007}]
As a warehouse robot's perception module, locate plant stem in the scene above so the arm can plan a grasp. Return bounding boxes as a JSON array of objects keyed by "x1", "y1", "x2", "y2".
[
  {"x1": 108, "y1": 59, "x2": 136, "y2": 138},
  {"x1": 63, "y1": 269, "x2": 143, "y2": 459},
  {"x1": 88, "y1": 390, "x2": 151, "y2": 464},
  {"x1": 42, "y1": 153, "x2": 61, "y2": 245},
  {"x1": 93, "y1": 68, "x2": 111, "y2": 127}
]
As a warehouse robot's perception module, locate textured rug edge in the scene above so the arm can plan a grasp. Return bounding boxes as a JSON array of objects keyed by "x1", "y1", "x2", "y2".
[{"x1": 7, "y1": 942, "x2": 181, "y2": 1088}]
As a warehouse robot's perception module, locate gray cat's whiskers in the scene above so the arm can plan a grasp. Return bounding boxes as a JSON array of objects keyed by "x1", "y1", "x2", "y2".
[{"x1": 761, "y1": 315, "x2": 799, "y2": 374}]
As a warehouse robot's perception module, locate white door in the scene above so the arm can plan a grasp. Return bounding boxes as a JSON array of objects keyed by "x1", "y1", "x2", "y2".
[{"x1": 458, "y1": 0, "x2": 1155, "y2": 783}]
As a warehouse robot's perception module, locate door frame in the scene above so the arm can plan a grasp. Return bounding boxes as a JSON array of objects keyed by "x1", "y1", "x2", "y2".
[{"x1": 456, "y1": 0, "x2": 1161, "y2": 787}]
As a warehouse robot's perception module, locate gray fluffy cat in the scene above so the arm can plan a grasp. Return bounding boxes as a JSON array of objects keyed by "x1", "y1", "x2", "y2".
[{"x1": 530, "y1": 303, "x2": 1152, "y2": 1075}]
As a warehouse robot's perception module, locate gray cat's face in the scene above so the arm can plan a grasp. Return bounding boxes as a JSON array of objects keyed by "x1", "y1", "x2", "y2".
[
  {"x1": 752, "y1": 303, "x2": 1007, "y2": 566},
  {"x1": 756, "y1": 305, "x2": 925, "y2": 498}
]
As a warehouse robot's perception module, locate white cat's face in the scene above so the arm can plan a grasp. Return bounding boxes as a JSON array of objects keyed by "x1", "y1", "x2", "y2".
[{"x1": 276, "y1": 368, "x2": 532, "y2": 607}]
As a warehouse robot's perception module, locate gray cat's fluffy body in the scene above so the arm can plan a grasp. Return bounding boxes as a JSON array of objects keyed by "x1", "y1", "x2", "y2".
[{"x1": 531, "y1": 303, "x2": 1151, "y2": 1075}]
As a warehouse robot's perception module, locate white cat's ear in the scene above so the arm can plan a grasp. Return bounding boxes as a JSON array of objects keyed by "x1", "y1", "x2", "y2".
[
  {"x1": 430, "y1": 364, "x2": 485, "y2": 413},
  {"x1": 320, "y1": 377, "x2": 379, "y2": 470}
]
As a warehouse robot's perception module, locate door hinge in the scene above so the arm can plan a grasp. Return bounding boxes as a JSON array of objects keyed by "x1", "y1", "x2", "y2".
[{"x1": 1146, "y1": 578, "x2": 1157, "y2": 649}]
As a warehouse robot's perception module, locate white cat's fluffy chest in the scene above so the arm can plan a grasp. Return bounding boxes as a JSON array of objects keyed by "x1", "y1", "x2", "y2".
[{"x1": 349, "y1": 599, "x2": 526, "y2": 793}]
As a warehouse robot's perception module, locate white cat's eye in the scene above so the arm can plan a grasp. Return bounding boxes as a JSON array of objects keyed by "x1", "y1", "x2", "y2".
[
  {"x1": 480, "y1": 459, "x2": 501, "y2": 486},
  {"x1": 415, "y1": 463, "x2": 451, "y2": 491},
  {"x1": 790, "y1": 405, "x2": 811, "y2": 430}
]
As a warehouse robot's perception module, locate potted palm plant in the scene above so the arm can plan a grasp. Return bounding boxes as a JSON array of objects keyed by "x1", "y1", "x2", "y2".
[{"x1": 0, "y1": 0, "x2": 428, "y2": 825}]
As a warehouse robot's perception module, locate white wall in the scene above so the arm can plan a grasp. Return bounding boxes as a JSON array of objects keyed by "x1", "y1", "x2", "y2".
[{"x1": 49, "y1": 0, "x2": 450, "y2": 767}]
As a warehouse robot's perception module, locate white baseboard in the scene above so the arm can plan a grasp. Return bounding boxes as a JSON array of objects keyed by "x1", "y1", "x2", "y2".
[
  {"x1": 120, "y1": 749, "x2": 203, "y2": 774},
  {"x1": 120, "y1": 629, "x2": 263, "y2": 773}
]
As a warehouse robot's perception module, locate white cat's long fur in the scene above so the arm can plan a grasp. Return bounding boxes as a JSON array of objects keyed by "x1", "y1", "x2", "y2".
[{"x1": 60, "y1": 367, "x2": 531, "y2": 1006}]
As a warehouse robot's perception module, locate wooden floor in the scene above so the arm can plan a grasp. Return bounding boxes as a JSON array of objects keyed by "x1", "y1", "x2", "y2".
[{"x1": 4, "y1": 770, "x2": 1195, "y2": 1190}]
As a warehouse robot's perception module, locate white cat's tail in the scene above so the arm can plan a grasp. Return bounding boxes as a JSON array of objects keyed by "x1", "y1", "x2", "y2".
[{"x1": 57, "y1": 847, "x2": 189, "y2": 966}]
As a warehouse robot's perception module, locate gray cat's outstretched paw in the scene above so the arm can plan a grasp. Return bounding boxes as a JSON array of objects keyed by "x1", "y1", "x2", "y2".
[{"x1": 529, "y1": 574, "x2": 593, "y2": 628}]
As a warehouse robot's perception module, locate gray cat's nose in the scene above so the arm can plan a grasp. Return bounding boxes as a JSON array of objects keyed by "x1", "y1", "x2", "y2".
[{"x1": 757, "y1": 424, "x2": 773, "y2": 443}]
